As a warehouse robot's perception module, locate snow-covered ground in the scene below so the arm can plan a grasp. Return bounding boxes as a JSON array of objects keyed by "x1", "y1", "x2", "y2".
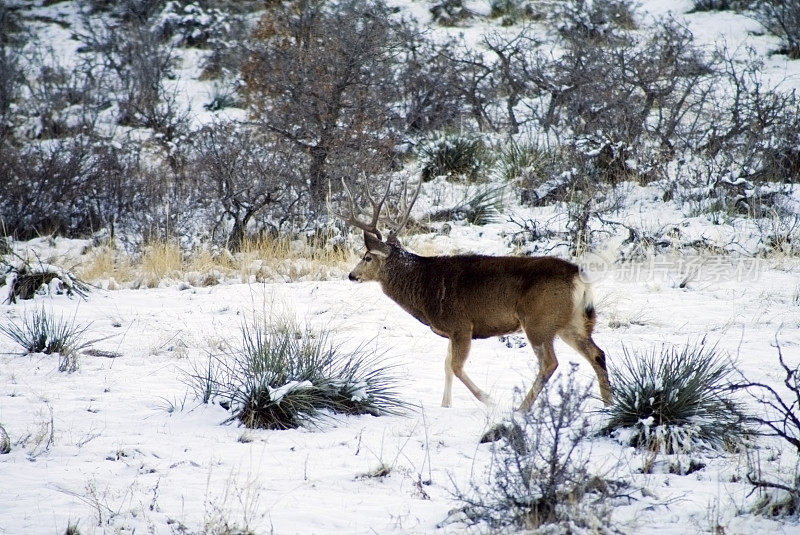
[
  {"x1": 0, "y1": 255, "x2": 799, "y2": 534},
  {"x1": 3, "y1": 0, "x2": 800, "y2": 533}
]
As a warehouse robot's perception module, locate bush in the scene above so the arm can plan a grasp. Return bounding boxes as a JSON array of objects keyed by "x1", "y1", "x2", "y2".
[
  {"x1": 418, "y1": 132, "x2": 489, "y2": 182},
  {"x1": 552, "y1": 0, "x2": 637, "y2": 44},
  {"x1": 731, "y1": 339, "x2": 800, "y2": 518},
  {"x1": 1, "y1": 256, "x2": 90, "y2": 304},
  {"x1": 190, "y1": 121, "x2": 300, "y2": 249},
  {"x1": 188, "y1": 317, "x2": 407, "y2": 430},
  {"x1": 0, "y1": 308, "x2": 90, "y2": 371},
  {"x1": 243, "y1": 0, "x2": 406, "y2": 208},
  {"x1": 752, "y1": 0, "x2": 800, "y2": 58},
  {"x1": 78, "y1": 8, "x2": 189, "y2": 139},
  {"x1": 154, "y1": 1, "x2": 231, "y2": 48},
  {"x1": 602, "y1": 341, "x2": 748, "y2": 453},
  {"x1": 446, "y1": 365, "x2": 620, "y2": 533},
  {"x1": 489, "y1": 0, "x2": 539, "y2": 25},
  {"x1": 0, "y1": 423, "x2": 9, "y2": 454},
  {"x1": 426, "y1": 185, "x2": 504, "y2": 226},
  {"x1": 688, "y1": 0, "x2": 748, "y2": 12},
  {"x1": 430, "y1": 0, "x2": 473, "y2": 26}
]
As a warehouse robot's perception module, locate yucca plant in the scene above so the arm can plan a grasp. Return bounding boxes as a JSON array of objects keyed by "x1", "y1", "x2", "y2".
[
  {"x1": 188, "y1": 317, "x2": 407, "y2": 429},
  {"x1": 602, "y1": 341, "x2": 748, "y2": 453},
  {"x1": 0, "y1": 423, "x2": 10, "y2": 454},
  {"x1": 0, "y1": 307, "x2": 91, "y2": 357},
  {"x1": 427, "y1": 186, "x2": 505, "y2": 226},
  {"x1": 418, "y1": 132, "x2": 489, "y2": 182}
]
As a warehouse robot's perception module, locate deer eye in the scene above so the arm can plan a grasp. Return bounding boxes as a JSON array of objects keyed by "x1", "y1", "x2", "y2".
[{"x1": 364, "y1": 255, "x2": 372, "y2": 262}]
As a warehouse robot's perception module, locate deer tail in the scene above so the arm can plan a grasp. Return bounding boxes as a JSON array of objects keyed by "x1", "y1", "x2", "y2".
[{"x1": 572, "y1": 275, "x2": 596, "y2": 321}]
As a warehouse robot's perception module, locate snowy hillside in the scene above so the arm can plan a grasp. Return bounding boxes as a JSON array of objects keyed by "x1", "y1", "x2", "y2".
[{"x1": 1, "y1": 0, "x2": 800, "y2": 534}]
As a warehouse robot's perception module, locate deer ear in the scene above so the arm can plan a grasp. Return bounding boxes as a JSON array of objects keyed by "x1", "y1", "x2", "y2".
[{"x1": 364, "y1": 231, "x2": 391, "y2": 256}]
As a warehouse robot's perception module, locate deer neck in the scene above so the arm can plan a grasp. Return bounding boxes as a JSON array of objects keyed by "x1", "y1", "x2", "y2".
[{"x1": 379, "y1": 249, "x2": 431, "y2": 313}]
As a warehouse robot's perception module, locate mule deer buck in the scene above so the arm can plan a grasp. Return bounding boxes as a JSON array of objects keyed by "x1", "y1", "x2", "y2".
[{"x1": 334, "y1": 178, "x2": 612, "y2": 412}]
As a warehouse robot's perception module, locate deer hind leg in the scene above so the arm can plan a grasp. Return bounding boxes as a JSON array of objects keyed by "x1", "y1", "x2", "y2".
[
  {"x1": 560, "y1": 330, "x2": 613, "y2": 405},
  {"x1": 518, "y1": 338, "x2": 558, "y2": 412},
  {"x1": 442, "y1": 331, "x2": 490, "y2": 407}
]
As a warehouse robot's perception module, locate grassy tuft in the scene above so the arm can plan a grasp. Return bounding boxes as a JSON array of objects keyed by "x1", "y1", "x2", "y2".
[
  {"x1": 0, "y1": 308, "x2": 91, "y2": 358},
  {"x1": 188, "y1": 317, "x2": 407, "y2": 430},
  {"x1": 77, "y1": 236, "x2": 355, "y2": 288},
  {"x1": 602, "y1": 341, "x2": 748, "y2": 453}
]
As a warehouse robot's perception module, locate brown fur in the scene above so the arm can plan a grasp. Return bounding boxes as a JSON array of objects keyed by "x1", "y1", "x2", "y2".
[{"x1": 349, "y1": 235, "x2": 612, "y2": 410}]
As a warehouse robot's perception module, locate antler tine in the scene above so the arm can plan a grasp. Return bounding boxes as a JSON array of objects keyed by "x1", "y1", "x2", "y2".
[
  {"x1": 386, "y1": 177, "x2": 423, "y2": 244},
  {"x1": 330, "y1": 175, "x2": 388, "y2": 241},
  {"x1": 364, "y1": 173, "x2": 392, "y2": 232}
]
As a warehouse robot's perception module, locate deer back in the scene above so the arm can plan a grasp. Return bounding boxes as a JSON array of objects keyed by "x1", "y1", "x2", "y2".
[{"x1": 378, "y1": 248, "x2": 580, "y2": 339}]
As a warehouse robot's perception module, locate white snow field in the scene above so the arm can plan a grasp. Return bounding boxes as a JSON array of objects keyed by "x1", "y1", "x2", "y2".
[
  {"x1": 1, "y1": 249, "x2": 799, "y2": 534},
  {"x1": 2, "y1": 0, "x2": 800, "y2": 533}
]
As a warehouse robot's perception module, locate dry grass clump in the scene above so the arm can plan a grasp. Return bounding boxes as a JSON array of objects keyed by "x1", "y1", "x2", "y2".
[
  {"x1": 235, "y1": 235, "x2": 355, "y2": 283},
  {"x1": 76, "y1": 236, "x2": 357, "y2": 288}
]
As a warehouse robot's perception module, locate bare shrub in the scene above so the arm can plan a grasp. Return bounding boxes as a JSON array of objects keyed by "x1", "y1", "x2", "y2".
[
  {"x1": 752, "y1": 0, "x2": 800, "y2": 58},
  {"x1": 190, "y1": 121, "x2": 303, "y2": 249},
  {"x1": 0, "y1": 136, "x2": 110, "y2": 238},
  {"x1": 445, "y1": 365, "x2": 621, "y2": 533},
  {"x1": 0, "y1": 5, "x2": 28, "y2": 141},
  {"x1": 701, "y1": 51, "x2": 800, "y2": 185},
  {"x1": 734, "y1": 339, "x2": 800, "y2": 454},
  {"x1": 396, "y1": 33, "x2": 476, "y2": 133},
  {"x1": 77, "y1": 7, "x2": 189, "y2": 140},
  {"x1": 525, "y1": 16, "x2": 713, "y2": 184},
  {"x1": 731, "y1": 338, "x2": 800, "y2": 518},
  {"x1": 243, "y1": 0, "x2": 407, "y2": 208}
]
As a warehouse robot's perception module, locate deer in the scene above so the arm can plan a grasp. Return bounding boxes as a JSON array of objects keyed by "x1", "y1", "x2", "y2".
[{"x1": 333, "y1": 178, "x2": 612, "y2": 414}]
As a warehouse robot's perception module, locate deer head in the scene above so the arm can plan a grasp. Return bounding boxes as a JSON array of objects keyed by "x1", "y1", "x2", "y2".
[{"x1": 331, "y1": 176, "x2": 421, "y2": 282}]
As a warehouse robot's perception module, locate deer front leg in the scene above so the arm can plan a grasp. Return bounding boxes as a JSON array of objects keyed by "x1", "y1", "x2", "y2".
[{"x1": 442, "y1": 331, "x2": 491, "y2": 407}]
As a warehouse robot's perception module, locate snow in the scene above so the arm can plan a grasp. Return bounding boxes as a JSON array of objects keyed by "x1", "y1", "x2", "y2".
[
  {"x1": 1, "y1": 259, "x2": 799, "y2": 534},
  {"x1": 2, "y1": 0, "x2": 800, "y2": 533}
]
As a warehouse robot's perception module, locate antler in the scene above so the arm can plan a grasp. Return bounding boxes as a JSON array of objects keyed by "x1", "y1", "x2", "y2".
[
  {"x1": 329, "y1": 173, "x2": 423, "y2": 245},
  {"x1": 329, "y1": 174, "x2": 392, "y2": 241},
  {"x1": 385, "y1": 177, "x2": 422, "y2": 245}
]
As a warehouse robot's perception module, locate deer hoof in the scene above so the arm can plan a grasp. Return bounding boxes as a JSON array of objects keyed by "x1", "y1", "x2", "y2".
[{"x1": 479, "y1": 422, "x2": 527, "y2": 455}]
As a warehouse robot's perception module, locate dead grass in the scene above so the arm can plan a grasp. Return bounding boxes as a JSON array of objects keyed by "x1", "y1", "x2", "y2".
[{"x1": 75, "y1": 236, "x2": 357, "y2": 289}]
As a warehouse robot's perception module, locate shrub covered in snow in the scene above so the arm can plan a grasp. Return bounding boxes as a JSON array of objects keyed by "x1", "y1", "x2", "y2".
[
  {"x1": 155, "y1": 1, "x2": 231, "y2": 48},
  {"x1": 447, "y1": 364, "x2": 621, "y2": 533},
  {"x1": 418, "y1": 132, "x2": 490, "y2": 182},
  {"x1": 552, "y1": 0, "x2": 637, "y2": 43},
  {"x1": 602, "y1": 341, "x2": 748, "y2": 454},
  {"x1": 1, "y1": 257, "x2": 90, "y2": 304},
  {"x1": 752, "y1": 0, "x2": 800, "y2": 58},
  {"x1": 188, "y1": 317, "x2": 407, "y2": 429}
]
